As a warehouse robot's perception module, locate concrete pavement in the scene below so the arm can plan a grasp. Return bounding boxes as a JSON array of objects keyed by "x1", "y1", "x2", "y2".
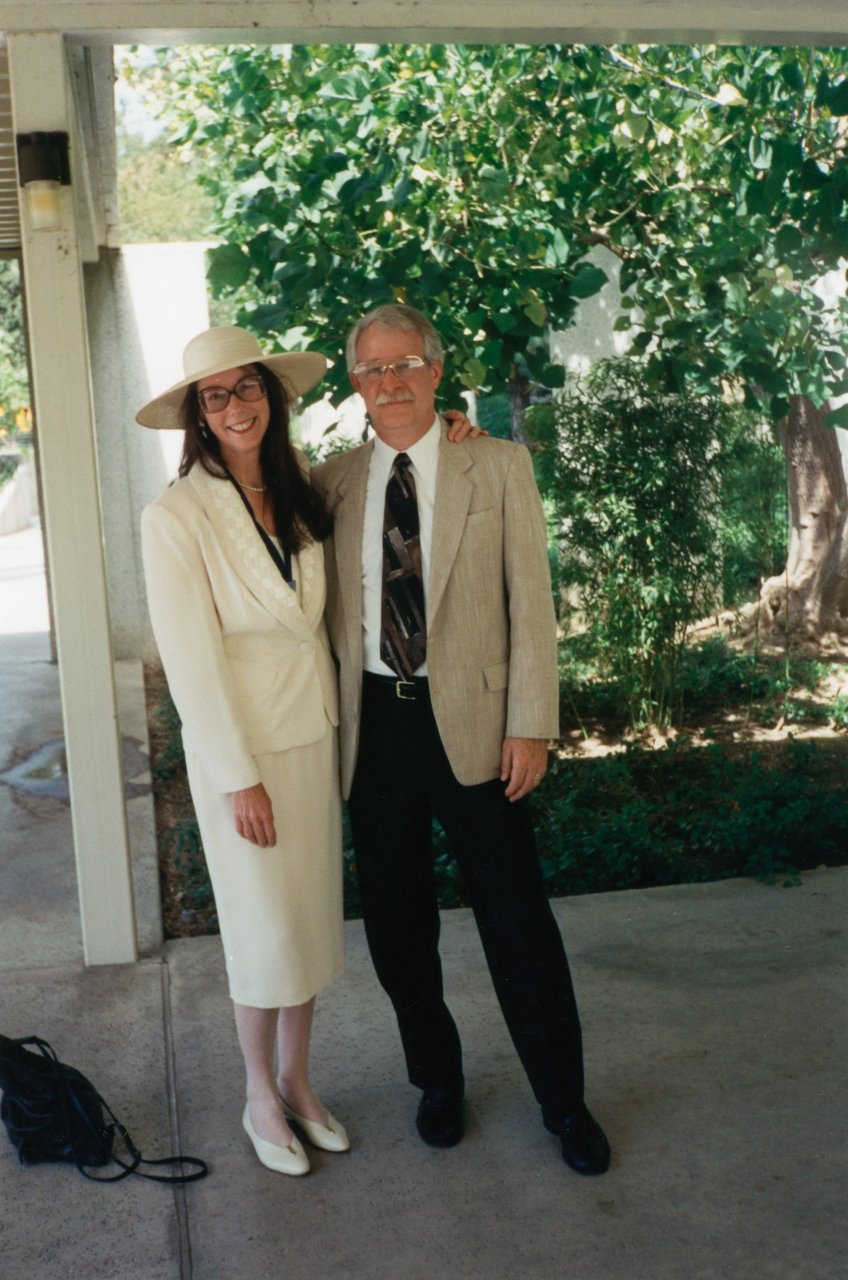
[{"x1": 0, "y1": 522, "x2": 846, "y2": 1279}]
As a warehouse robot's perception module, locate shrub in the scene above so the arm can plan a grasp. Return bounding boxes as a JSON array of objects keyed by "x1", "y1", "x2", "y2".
[
  {"x1": 533, "y1": 738, "x2": 847, "y2": 895},
  {"x1": 528, "y1": 359, "x2": 726, "y2": 729},
  {"x1": 559, "y1": 630, "x2": 834, "y2": 733}
]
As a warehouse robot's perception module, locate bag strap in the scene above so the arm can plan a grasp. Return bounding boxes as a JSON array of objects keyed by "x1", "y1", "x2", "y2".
[
  {"x1": 14, "y1": 1035, "x2": 208, "y2": 1185},
  {"x1": 87, "y1": 1096, "x2": 208, "y2": 1184}
]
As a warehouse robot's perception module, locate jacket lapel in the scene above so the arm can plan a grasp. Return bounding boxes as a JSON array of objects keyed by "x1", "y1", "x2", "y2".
[
  {"x1": 188, "y1": 467, "x2": 316, "y2": 637},
  {"x1": 326, "y1": 444, "x2": 371, "y2": 649},
  {"x1": 428, "y1": 428, "x2": 474, "y2": 626}
]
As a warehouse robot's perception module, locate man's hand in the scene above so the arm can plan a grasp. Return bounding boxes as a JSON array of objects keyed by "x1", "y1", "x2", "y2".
[
  {"x1": 232, "y1": 782, "x2": 277, "y2": 847},
  {"x1": 500, "y1": 737, "x2": 549, "y2": 802},
  {"x1": 443, "y1": 409, "x2": 488, "y2": 442}
]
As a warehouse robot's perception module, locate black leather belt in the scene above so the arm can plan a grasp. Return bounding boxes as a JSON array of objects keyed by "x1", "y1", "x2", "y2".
[{"x1": 363, "y1": 671, "x2": 429, "y2": 701}]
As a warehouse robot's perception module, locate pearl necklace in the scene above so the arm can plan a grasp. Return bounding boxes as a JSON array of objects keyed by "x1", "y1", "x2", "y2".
[{"x1": 236, "y1": 480, "x2": 267, "y2": 494}]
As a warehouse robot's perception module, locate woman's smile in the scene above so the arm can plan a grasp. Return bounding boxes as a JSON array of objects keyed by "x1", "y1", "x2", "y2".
[{"x1": 224, "y1": 416, "x2": 260, "y2": 435}]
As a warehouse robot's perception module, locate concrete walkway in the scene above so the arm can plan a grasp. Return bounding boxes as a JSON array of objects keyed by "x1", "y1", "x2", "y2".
[{"x1": 1, "y1": 524, "x2": 846, "y2": 1279}]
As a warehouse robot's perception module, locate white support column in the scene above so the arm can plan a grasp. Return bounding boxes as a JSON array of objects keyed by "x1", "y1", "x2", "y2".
[{"x1": 8, "y1": 32, "x2": 137, "y2": 965}]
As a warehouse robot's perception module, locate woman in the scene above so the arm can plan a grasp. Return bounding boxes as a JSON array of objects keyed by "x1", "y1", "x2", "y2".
[{"x1": 138, "y1": 326, "x2": 348, "y2": 1177}]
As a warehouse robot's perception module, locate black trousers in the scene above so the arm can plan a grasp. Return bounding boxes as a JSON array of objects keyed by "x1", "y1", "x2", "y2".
[{"x1": 348, "y1": 673, "x2": 585, "y2": 1118}]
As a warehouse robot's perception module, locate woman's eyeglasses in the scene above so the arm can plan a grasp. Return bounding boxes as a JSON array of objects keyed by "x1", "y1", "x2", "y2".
[{"x1": 197, "y1": 375, "x2": 267, "y2": 414}]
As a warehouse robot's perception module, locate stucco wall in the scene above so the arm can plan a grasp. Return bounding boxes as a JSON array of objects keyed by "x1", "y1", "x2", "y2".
[{"x1": 85, "y1": 242, "x2": 209, "y2": 659}]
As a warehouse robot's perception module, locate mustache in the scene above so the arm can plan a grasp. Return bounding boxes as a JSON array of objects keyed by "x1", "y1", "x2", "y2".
[{"x1": 375, "y1": 390, "x2": 415, "y2": 406}]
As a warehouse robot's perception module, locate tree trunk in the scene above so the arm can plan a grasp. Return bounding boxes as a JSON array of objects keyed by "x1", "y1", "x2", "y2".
[
  {"x1": 508, "y1": 367, "x2": 531, "y2": 441},
  {"x1": 755, "y1": 395, "x2": 848, "y2": 640}
]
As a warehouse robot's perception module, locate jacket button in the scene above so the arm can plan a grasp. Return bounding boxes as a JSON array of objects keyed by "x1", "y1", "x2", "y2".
[{"x1": 298, "y1": 641, "x2": 313, "y2": 653}]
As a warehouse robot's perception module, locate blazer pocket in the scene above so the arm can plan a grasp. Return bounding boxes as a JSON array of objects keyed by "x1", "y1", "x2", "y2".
[
  {"x1": 483, "y1": 660, "x2": 509, "y2": 692},
  {"x1": 228, "y1": 656, "x2": 285, "y2": 705}
]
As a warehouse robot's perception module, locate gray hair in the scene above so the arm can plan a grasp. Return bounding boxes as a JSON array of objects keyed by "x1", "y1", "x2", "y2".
[{"x1": 345, "y1": 304, "x2": 445, "y2": 371}]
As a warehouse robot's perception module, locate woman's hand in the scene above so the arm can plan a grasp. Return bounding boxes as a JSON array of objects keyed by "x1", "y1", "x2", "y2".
[
  {"x1": 443, "y1": 409, "x2": 488, "y2": 442},
  {"x1": 232, "y1": 782, "x2": 277, "y2": 847}
]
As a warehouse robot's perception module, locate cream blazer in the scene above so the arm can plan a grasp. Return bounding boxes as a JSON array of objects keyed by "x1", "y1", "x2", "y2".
[
  {"x1": 141, "y1": 463, "x2": 339, "y2": 795},
  {"x1": 316, "y1": 425, "x2": 559, "y2": 798}
]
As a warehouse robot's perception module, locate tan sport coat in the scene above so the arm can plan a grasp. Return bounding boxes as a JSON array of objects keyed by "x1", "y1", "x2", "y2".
[
  {"x1": 315, "y1": 423, "x2": 559, "y2": 798},
  {"x1": 141, "y1": 463, "x2": 339, "y2": 794}
]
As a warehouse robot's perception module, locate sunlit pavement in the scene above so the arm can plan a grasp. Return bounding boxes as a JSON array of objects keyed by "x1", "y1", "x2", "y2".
[{"x1": 0, "y1": 522, "x2": 49, "y2": 624}]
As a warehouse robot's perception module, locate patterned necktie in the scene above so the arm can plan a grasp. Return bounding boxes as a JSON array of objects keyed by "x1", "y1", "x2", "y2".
[{"x1": 380, "y1": 453, "x2": 427, "y2": 679}]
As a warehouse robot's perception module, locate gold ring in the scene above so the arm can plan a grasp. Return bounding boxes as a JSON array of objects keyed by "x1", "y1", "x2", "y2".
[{"x1": 533, "y1": 772, "x2": 542, "y2": 782}]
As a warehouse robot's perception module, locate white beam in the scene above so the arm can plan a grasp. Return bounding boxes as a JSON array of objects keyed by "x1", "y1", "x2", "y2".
[
  {"x1": 1, "y1": 0, "x2": 848, "y2": 45},
  {"x1": 8, "y1": 31, "x2": 137, "y2": 965}
]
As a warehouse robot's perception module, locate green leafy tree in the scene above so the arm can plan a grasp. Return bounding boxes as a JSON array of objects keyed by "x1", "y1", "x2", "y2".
[
  {"x1": 116, "y1": 133, "x2": 216, "y2": 243},
  {"x1": 136, "y1": 42, "x2": 848, "y2": 635},
  {"x1": 0, "y1": 259, "x2": 30, "y2": 432},
  {"x1": 139, "y1": 44, "x2": 611, "y2": 423},
  {"x1": 559, "y1": 46, "x2": 848, "y2": 641}
]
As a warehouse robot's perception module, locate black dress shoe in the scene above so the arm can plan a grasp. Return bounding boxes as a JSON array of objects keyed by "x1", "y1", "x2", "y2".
[
  {"x1": 542, "y1": 1103, "x2": 610, "y2": 1175},
  {"x1": 416, "y1": 1089, "x2": 465, "y2": 1148}
]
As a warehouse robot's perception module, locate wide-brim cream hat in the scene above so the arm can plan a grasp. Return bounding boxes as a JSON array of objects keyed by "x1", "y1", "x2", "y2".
[{"x1": 135, "y1": 325, "x2": 329, "y2": 429}]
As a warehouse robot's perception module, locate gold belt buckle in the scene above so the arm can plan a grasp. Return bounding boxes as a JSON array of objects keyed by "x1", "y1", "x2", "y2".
[{"x1": 395, "y1": 680, "x2": 417, "y2": 701}]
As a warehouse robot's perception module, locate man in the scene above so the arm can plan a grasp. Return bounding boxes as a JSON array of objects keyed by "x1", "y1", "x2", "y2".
[{"x1": 316, "y1": 304, "x2": 609, "y2": 1175}]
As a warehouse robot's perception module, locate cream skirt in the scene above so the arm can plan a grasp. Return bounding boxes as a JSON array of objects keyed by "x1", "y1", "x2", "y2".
[{"x1": 185, "y1": 719, "x2": 344, "y2": 1008}]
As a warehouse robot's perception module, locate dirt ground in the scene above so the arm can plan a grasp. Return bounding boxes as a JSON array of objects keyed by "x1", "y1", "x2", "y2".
[{"x1": 559, "y1": 611, "x2": 848, "y2": 758}]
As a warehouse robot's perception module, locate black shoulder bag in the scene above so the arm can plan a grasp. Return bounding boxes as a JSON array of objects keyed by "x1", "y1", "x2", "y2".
[{"x1": 0, "y1": 1034, "x2": 208, "y2": 1184}]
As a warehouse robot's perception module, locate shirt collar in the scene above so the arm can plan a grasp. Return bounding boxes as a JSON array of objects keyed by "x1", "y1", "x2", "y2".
[{"x1": 372, "y1": 417, "x2": 441, "y2": 477}]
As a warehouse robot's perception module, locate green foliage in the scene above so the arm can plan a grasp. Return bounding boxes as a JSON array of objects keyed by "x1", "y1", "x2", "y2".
[
  {"x1": 674, "y1": 638, "x2": 784, "y2": 712},
  {"x1": 162, "y1": 818, "x2": 216, "y2": 916},
  {"x1": 532, "y1": 358, "x2": 725, "y2": 729},
  {"x1": 117, "y1": 133, "x2": 216, "y2": 243},
  {"x1": 591, "y1": 46, "x2": 848, "y2": 417},
  {"x1": 533, "y1": 737, "x2": 847, "y2": 894},
  {"x1": 135, "y1": 43, "x2": 613, "y2": 409},
  {"x1": 150, "y1": 646, "x2": 848, "y2": 924},
  {"x1": 0, "y1": 455, "x2": 21, "y2": 490},
  {"x1": 130, "y1": 42, "x2": 848, "y2": 425},
  {"x1": 150, "y1": 684, "x2": 186, "y2": 782},
  {"x1": 150, "y1": 682, "x2": 217, "y2": 927},
  {"x1": 475, "y1": 394, "x2": 512, "y2": 440},
  {"x1": 410, "y1": 730, "x2": 848, "y2": 908},
  {"x1": 559, "y1": 634, "x2": 836, "y2": 732},
  {"x1": 719, "y1": 412, "x2": 787, "y2": 606},
  {"x1": 0, "y1": 259, "x2": 30, "y2": 425},
  {"x1": 340, "y1": 803, "x2": 361, "y2": 919},
  {"x1": 607, "y1": 43, "x2": 848, "y2": 414}
]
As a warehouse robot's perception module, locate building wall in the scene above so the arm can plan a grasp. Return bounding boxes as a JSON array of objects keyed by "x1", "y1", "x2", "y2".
[
  {"x1": 549, "y1": 245, "x2": 635, "y2": 378},
  {"x1": 84, "y1": 242, "x2": 209, "y2": 659}
]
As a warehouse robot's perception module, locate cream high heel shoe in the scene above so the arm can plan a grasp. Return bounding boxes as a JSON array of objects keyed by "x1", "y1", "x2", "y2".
[
  {"x1": 281, "y1": 1099, "x2": 350, "y2": 1153},
  {"x1": 242, "y1": 1104, "x2": 310, "y2": 1175}
]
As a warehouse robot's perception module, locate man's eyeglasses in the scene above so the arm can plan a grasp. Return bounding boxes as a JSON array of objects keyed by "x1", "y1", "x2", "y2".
[
  {"x1": 352, "y1": 356, "x2": 428, "y2": 385},
  {"x1": 197, "y1": 375, "x2": 267, "y2": 414}
]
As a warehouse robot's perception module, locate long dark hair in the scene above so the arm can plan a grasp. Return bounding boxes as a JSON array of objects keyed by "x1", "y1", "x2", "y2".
[{"x1": 178, "y1": 361, "x2": 332, "y2": 553}]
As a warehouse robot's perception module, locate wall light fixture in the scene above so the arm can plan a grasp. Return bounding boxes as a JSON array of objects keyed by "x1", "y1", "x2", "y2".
[{"x1": 16, "y1": 131, "x2": 71, "y2": 232}]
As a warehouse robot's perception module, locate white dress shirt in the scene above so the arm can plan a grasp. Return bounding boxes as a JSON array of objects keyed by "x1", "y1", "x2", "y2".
[{"x1": 362, "y1": 417, "x2": 441, "y2": 675}]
